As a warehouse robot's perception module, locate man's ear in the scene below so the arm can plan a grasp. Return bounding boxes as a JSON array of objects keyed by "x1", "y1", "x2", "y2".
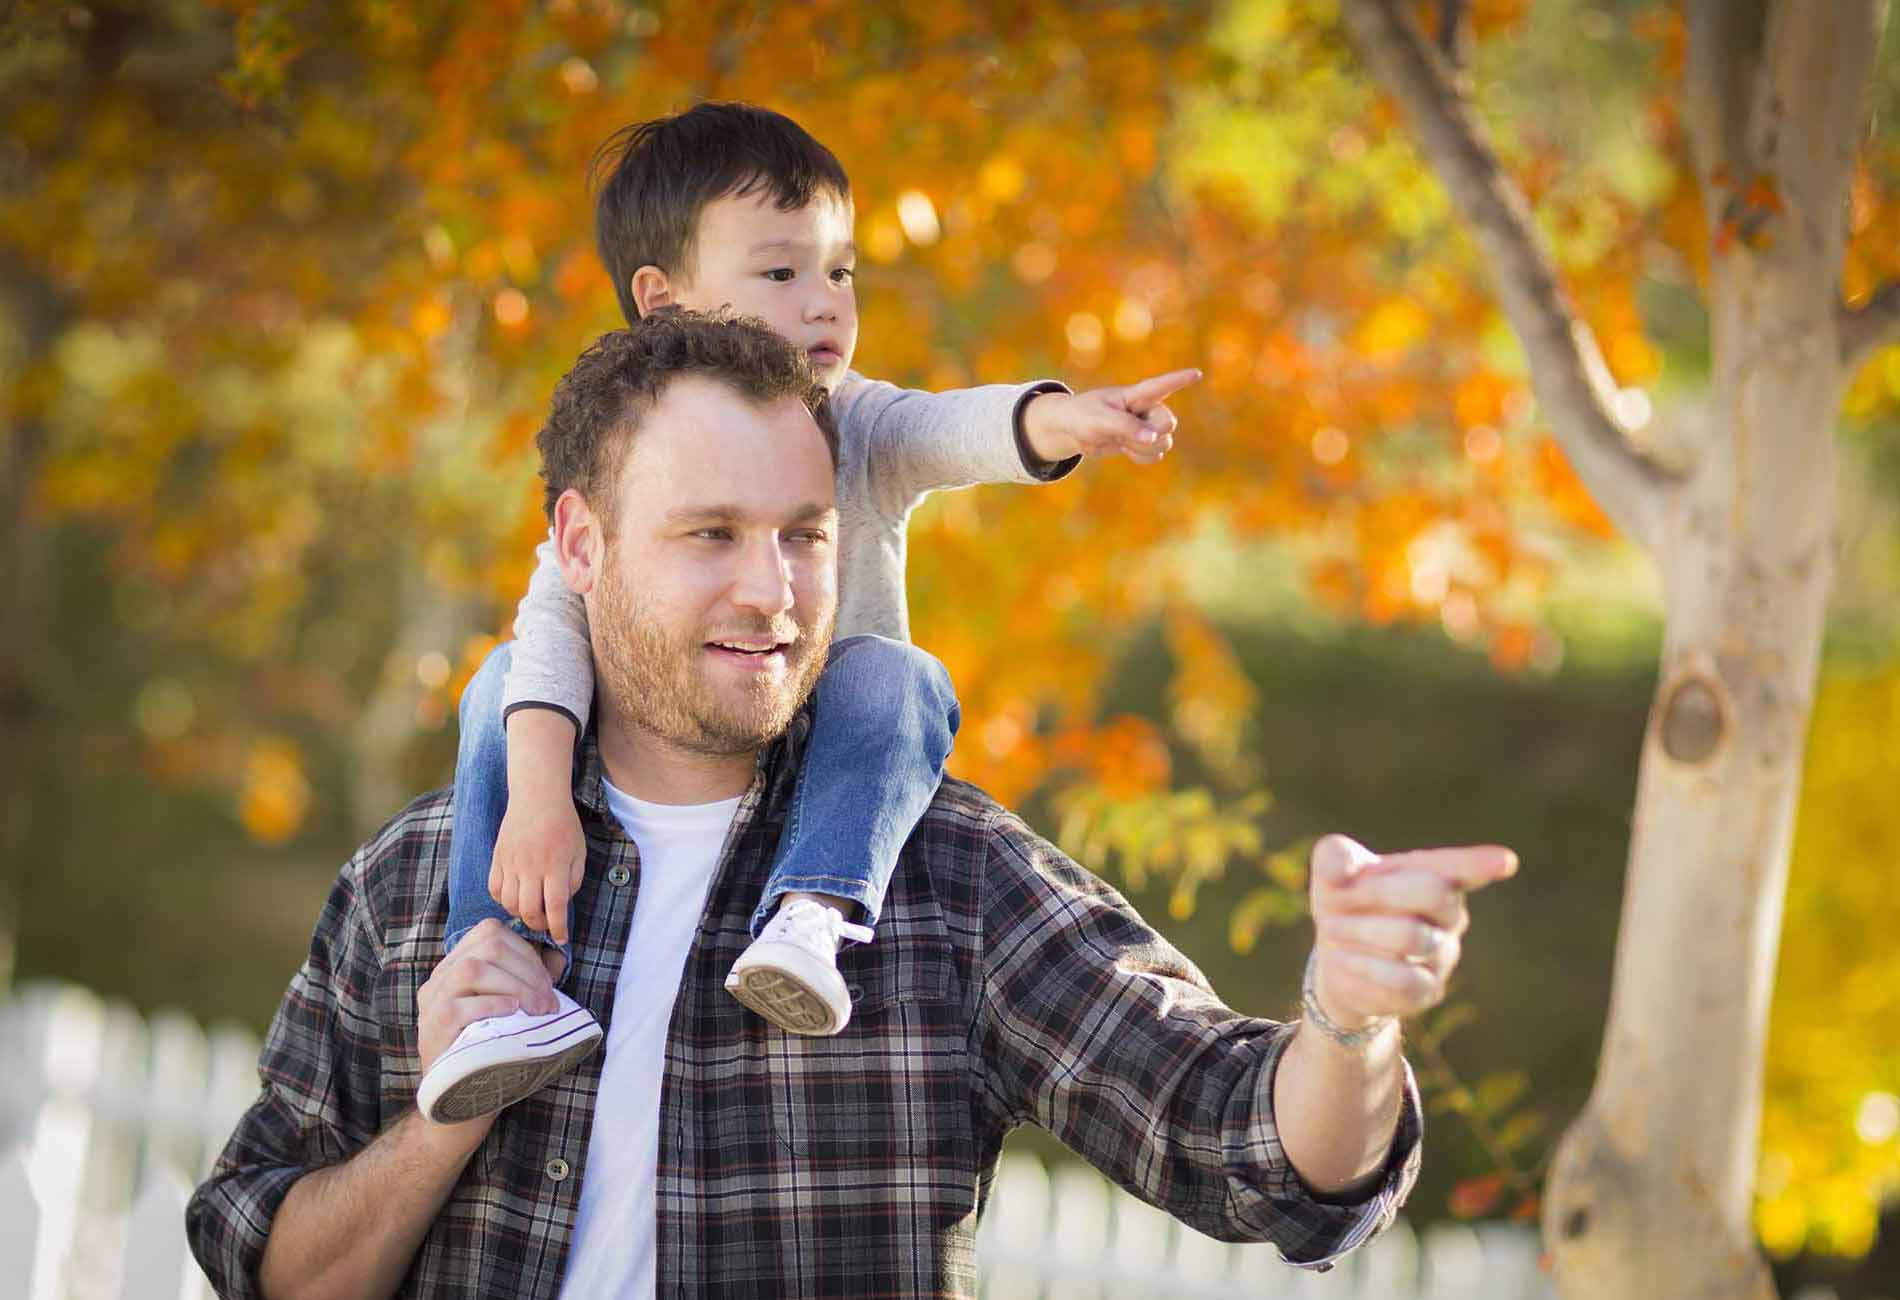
[
  {"x1": 629, "y1": 266, "x2": 674, "y2": 317},
  {"x1": 551, "y1": 488, "x2": 604, "y2": 595}
]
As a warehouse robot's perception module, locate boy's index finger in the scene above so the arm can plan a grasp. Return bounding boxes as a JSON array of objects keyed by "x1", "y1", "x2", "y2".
[{"x1": 1121, "y1": 368, "x2": 1203, "y2": 412}]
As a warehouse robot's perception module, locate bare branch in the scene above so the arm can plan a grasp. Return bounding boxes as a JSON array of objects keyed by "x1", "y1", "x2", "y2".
[
  {"x1": 1438, "y1": 0, "x2": 1467, "y2": 69},
  {"x1": 1750, "y1": 0, "x2": 1884, "y2": 269},
  {"x1": 1682, "y1": 0, "x2": 1767, "y2": 186},
  {"x1": 1341, "y1": 0, "x2": 1678, "y2": 554},
  {"x1": 1840, "y1": 284, "x2": 1900, "y2": 374}
]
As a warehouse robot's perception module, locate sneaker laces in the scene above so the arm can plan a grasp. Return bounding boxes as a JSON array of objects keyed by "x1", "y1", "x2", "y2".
[{"x1": 774, "y1": 898, "x2": 873, "y2": 951}]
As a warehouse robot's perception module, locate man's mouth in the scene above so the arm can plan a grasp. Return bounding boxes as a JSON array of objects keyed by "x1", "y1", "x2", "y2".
[
  {"x1": 807, "y1": 343, "x2": 842, "y2": 368},
  {"x1": 706, "y1": 637, "x2": 793, "y2": 669}
]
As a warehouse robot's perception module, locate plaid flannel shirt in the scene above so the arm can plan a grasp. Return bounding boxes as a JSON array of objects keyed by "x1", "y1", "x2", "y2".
[{"x1": 187, "y1": 715, "x2": 1421, "y2": 1298}]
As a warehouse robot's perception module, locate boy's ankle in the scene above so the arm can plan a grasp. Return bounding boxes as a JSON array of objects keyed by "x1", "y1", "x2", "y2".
[{"x1": 777, "y1": 890, "x2": 856, "y2": 926}]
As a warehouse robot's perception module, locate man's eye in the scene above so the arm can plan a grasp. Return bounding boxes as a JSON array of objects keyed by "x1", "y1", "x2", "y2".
[
  {"x1": 790, "y1": 530, "x2": 831, "y2": 545},
  {"x1": 694, "y1": 528, "x2": 733, "y2": 542},
  {"x1": 764, "y1": 268, "x2": 795, "y2": 283}
]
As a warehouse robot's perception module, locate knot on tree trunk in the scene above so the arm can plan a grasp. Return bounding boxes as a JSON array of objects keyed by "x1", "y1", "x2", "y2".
[
  {"x1": 1658, "y1": 671, "x2": 1731, "y2": 765},
  {"x1": 1546, "y1": 1107, "x2": 1778, "y2": 1299}
]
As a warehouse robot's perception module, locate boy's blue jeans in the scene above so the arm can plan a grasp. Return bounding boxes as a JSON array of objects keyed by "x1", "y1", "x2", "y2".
[{"x1": 443, "y1": 635, "x2": 960, "y2": 966}]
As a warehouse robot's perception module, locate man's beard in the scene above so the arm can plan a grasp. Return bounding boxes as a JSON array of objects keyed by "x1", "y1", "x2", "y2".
[{"x1": 591, "y1": 562, "x2": 833, "y2": 758}]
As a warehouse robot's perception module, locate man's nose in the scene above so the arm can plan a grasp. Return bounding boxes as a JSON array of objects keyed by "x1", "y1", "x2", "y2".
[{"x1": 730, "y1": 535, "x2": 795, "y2": 614}]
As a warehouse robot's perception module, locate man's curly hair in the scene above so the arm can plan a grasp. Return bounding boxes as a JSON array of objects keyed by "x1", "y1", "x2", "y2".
[{"x1": 536, "y1": 308, "x2": 837, "y2": 526}]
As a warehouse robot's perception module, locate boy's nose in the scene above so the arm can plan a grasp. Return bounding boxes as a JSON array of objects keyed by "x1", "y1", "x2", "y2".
[{"x1": 803, "y1": 287, "x2": 838, "y2": 324}]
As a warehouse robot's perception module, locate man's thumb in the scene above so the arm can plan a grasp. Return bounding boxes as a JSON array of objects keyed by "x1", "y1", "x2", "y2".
[{"x1": 1311, "y1": 834, "x2": 1379, "y2": 887}]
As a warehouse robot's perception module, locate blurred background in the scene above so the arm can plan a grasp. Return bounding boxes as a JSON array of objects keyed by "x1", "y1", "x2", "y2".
[{"x1": 2, "y1": 0, "x2": 1898, "y2": 1294}]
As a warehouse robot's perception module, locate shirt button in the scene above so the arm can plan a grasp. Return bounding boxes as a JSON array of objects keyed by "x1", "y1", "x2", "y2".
[
  {"x1": 545, "y1": 1158, "x2": 571, "y2": 1183},
  {"x1": 607, "y1": 865, "x2": 631, "y2": 887}
]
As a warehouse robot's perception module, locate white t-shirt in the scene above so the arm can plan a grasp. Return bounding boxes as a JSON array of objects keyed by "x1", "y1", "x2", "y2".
[{"x1": 555, "y1": 780, "x2": 740, "y2": 1300}]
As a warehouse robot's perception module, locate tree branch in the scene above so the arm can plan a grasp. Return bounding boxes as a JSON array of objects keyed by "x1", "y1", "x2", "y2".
[
  {"x1": 1341, "y1": 0, "x2": 1678, "y2": 554},
  {"x1": 1438, "y1": 0, "x2": 1467, "y2": 69},
  {"x1": 1840, "y1": 284, "x2": 1900, "y2": 374}
]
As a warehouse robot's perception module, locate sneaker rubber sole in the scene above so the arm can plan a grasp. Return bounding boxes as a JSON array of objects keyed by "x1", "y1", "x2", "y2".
[
  {"x1": 418, "y1": 1012, "x2": 603, "y2": 1123},
  {"x1": 726, "y1": 965, "x2": 845, "y2": 1035}
]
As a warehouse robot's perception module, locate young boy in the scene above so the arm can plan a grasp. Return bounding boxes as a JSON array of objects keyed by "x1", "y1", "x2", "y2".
[{"x1": 417, "y1": 102, "x2": 1198, "y2": 1123}]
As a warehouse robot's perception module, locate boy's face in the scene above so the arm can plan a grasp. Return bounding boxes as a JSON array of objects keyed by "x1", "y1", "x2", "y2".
[{"x1": 660, "y1": 188, "x2": 858, "y2": 391}]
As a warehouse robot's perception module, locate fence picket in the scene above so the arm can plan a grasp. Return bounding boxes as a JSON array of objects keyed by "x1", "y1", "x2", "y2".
[
  {"x1": 1106, "y1": 1192, "x2": 1171, "y2": 1300},
  {"x1": 120, "y1": 1171, "x2": 194, "y2": 1300},
  {"x1": 1047, "y1": 1163, "x2": 1111, "y2": 1300},
  {"x1": 1357, "y1": 1215, "x2": 1421, "y2": 1294},
  {"x1": 143, "y1": 1011, "x2": 209, "y2": 1180},
  {"x1": 1, "y1": 981, "x2": 1564, "y2": 1300},
  {"x1": 1, "y1": 1147, "x2": 42, "y2": 1295}
]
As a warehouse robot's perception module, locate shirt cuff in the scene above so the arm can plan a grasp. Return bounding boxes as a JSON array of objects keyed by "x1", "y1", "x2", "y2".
[
  {"x1": 186, "y1": 1162, "x2": 306, "y2": 1300},
  {"x1": 1248, "y1": 1033, "x2": 1425, "y2": 1272},
  {"x1": 1011, "y1": 381, "x2": 1081, "y2": 481},
  {"x1": 501, "y1": 700, "x2": 582, "y2": 732}
]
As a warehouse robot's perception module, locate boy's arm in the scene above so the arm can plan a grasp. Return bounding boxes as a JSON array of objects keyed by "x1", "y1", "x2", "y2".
[
  {"x1": 501, "y1": 537, "x2": 595, "y2": 733},
  {"x1": 835, "y1": 368, "x2": 1199, "y2": 519},
  {"x1": 495, "y1": 538, "x2": 590, "y2": 942}
]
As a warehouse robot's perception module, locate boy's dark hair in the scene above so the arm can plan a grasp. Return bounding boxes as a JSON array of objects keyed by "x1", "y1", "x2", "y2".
[
  {"x1": 590, "y1": 102, "x2": 852, "y2": 326},
  {"x1": 538, "y1": 308, "x2": 838, "y2": 526}
]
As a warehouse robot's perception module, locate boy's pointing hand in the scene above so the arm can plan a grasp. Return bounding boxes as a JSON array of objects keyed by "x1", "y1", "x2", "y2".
[{"x1": 1021, "y1": 368, "x2": 1202, "y2": 466}]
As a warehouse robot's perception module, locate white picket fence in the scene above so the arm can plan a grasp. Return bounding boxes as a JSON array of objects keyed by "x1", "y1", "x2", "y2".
[{"x1": 0, "y1": 979, "x2": 1575, "y2": 1300}]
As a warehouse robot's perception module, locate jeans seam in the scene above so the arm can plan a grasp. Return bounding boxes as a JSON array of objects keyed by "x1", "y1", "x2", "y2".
[{"x1": 766, "y1": 872, "x2": 879, "y2": 894}]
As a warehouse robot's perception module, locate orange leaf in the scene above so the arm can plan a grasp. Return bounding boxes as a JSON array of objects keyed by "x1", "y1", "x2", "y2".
[{"x1": 1450, "y1": 1174, "x2": 1505, "y2": 1218}]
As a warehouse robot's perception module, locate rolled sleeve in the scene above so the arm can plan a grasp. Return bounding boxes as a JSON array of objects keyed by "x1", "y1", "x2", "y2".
[
  {"x1": 186, "y1": 850, "x2": 388, "y2": 1297},
  {"x1": 185, "y1": 1124, "x2": 309, "y2": 1300},
  {"x1": 974, "y1": 808, "x2": 1420, "y2": 1268},
  {"x1": 1237, "y1": 1030, "x2": 1423, "y2": 1269}
]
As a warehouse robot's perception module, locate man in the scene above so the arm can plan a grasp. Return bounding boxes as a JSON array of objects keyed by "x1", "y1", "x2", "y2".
[{"x1": 187, "y1": 310, "x2": 1516, "y2": 1299}]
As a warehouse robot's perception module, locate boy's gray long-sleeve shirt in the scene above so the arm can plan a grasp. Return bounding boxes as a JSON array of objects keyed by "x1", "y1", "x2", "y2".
[{"x1": 502, "y1": 371, "x2": 1076, "y2": 728}]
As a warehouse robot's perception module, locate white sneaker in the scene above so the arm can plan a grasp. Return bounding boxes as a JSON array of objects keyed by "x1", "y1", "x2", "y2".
[
  {"x1": 724, "y1": 898, "x2": 873, "y2": 1035},
  {"x1": 416, "y1": 990, "x2": 603, "y2": 1123}
]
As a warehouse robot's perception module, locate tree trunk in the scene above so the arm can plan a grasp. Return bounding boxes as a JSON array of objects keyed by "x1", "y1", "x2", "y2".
[
  {"x1": 1543, "y1": 337, "x2": 1835, "y2": 1300},
  {"x1": 1542, "y1": 5, "x2": 1876, "y2": 1290}
]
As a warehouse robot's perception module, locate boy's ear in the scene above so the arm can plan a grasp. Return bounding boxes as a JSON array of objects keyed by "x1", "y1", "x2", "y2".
[
  {"x1": 551, "y1": 488, "x2": 604, "y2": 596},
  {"x1": 629, "y1": 266, "x2": 674, "y2": 317}
]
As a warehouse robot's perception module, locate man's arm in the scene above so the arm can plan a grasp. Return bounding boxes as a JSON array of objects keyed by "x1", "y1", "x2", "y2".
[
  {"x1": 255, "y1": 1111, "x2": 488, "y2": 1300},
  {"x1": 252, "y1": 920, "x2": 554, "y2": 1300},
  {"x1": 186, "y1": 815, "x2": 557, "y2": 1300},
  {"x1": 1278, "y1": 835, "x2": 1516, "y2": 1194},
  {"x1": 1273, "y1": 1015, "x2": 1408, "y2": 1197},
  {"x1": 972, "y1": 811, "x2": 1438, "y2": 1269}
]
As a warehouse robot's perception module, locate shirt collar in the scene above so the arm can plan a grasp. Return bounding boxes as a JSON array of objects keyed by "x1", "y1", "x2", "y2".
[{"x1": 570, "y1": 702, "x2": 814, "y2": 817}]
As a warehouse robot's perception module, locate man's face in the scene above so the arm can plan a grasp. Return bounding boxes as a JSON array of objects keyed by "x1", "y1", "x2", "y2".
[
  {"x1": 667, "y1": 188, "x2": 858, "y2": 391},
  {"x1": 587, "y1": 376, "x2": 838, "y2": 758}
]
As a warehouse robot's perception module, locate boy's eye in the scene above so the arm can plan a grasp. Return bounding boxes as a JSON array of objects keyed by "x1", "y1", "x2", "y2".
[
  {"x1": 763, "y1": 268, "x2": 795, "y2": 283},
  {"x1": 830, "y1": 266, "x2": 855, "y2": 285}
]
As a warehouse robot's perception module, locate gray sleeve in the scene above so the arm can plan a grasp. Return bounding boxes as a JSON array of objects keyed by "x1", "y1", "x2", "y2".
[
  {"x1": 830, "y1": 372, "x2": 1080, "y2": 520},
  {"x1": 500, "y1": 537, "x2": 594, "y2": 731}
]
